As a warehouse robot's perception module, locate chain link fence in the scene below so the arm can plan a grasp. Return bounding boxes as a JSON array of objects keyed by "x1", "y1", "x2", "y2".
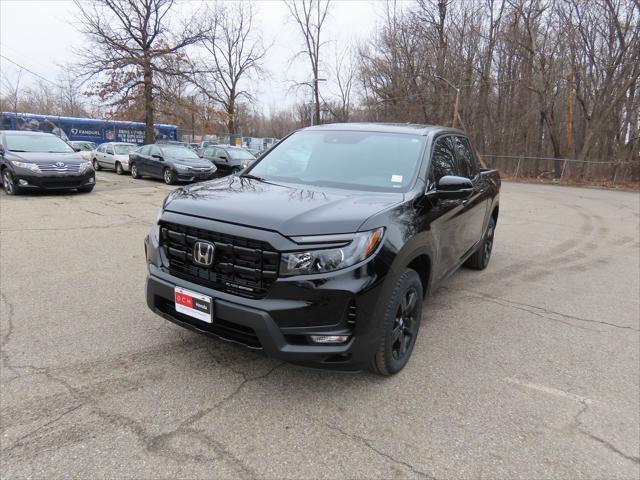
[{"x1": 480, "y1": 154, "x2": 639, "y2": 185}]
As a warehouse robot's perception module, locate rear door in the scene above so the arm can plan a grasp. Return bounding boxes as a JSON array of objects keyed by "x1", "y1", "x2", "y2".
[{"x1": 133, "y1": 145, "x2": 150, "y2": 174}]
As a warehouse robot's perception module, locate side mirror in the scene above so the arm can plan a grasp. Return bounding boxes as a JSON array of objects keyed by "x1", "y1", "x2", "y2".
[
  {"x1": 73, "y1": 147, "x2": 81, "y2": 152},
  {"x1": 219, "y1": 155, "x2": 228, "y2": 160},
  {"x1": 432, "y1": 175, "x2": 473, "y2": 200},
  {"x1": 151, "y1": 154, "x2": 163, "y2": 161}
]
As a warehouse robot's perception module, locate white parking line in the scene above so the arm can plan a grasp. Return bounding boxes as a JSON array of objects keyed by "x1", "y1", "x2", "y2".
[{"x1": 504, "y1": 378, "x2": 592, "y2": 404}]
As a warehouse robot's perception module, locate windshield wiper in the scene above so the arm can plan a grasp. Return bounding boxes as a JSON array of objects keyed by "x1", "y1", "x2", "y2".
[{"x1": 241, "y1": 173, "x2": 264, "y2": 181}]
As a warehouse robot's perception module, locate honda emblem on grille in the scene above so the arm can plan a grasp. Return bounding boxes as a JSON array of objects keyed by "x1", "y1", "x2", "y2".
[
  {"x1": 193, "y1": 241, "x2": 215, "y2": 267},
  {"x1": 55, "y1": 162, "x2": 65, "y2": 168}
]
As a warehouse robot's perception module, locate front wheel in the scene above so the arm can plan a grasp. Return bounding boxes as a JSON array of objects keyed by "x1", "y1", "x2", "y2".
[
  {"x1": 370, "y1": 269, "x2": 423, "y2": 376},
  {"x1": 464, "y1": 216, "x2": 496, "y2": 270},
  {"x1": 2, "y1": 170, "x2": 20, "y2": 195},
  {"x1": 92, "y1": 158, "x2": 101, "y2": 171},
  {"x1": 163, "y1": 168, "x2": 176, "y2": 185},
  {"x1": 130, "y1": 163, "x2": 140, "y2": 179}
]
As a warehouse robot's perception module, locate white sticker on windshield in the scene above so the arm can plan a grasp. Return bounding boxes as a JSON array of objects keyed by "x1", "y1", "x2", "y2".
[{"x1": 391, "y1": 175, "x2": 403, "y2": 183}]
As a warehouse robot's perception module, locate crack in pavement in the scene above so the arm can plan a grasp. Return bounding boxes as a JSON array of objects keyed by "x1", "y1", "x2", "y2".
[
  {"x1": 2, "y1": 351, "x2": 285, "y2": 476},
  {"x1": 442, "y1": 287, "x2": 639, "y2": 332},
  {"x1": 570, "y1": 400, "x2": 640, "y2": 465},
  {"x1": 323, "y1": 423, "x2": 437, "y2": 479}
]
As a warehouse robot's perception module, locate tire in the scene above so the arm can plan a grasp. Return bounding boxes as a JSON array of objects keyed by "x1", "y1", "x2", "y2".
[
  {"x1": 78, "y1": 185, "x2": 94, "y2": 193},
  {"x1": 370, "y1": 269, "x2": 423, "y2": 376},
  {"x1": 163, "y1": 168, "x2": 176, "y2": 185},
  {"x1": 92, "y1": 158, "x2": 101, "y2": 171},
  {"x1": 2, "y1": 169, "x2": 20, "y2": 195},
  {"x1": 130, "y1": 163, "x2": 140, "y2": 179},
  {"x1": 464, "y1": 216, "x2": 496, "y2": 270},
  {"x1": 115, "y1": 162, "x2": 124, "y2": 175}
]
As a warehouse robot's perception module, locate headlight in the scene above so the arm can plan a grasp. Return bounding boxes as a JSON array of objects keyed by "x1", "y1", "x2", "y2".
[
  {"x1": 10, "y1": 160, "x2": 40, "y2": 172},
  {"x1": 174, "y1": 164, "x2": 189, "y2": 171},
  {"x1": 241, "y1": 160, "x2": 254, "y2": 169},
  {"x1": 280, "y1": 227, "x2": 384, "y2": 276},
  {"x1": 79, "y1": 161, "x2": 93, "y2": 173}
]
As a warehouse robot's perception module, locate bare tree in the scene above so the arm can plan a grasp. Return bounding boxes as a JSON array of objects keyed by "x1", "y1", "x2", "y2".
[
  {"x1": 191, "y1": 3, "x2": 266, "y2": 135},
  {"x1": 325, "y1": 45, "x2": 356, "y2": 122},
  {"x1": 285, "y1": 0, "x2": 331, "y2": 125},
  {"x1": 74, "y1": 0, "x2": 207, "y2": 143},
  {"x1": 0, "y1": 68, "x2": 23, "y2": 114}
]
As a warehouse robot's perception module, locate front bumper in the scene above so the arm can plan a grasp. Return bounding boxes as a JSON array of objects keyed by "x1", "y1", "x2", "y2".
[
  {"x1": 13, "y1": 169, "x2": 95, "y2": 190},
  {"x1": 144, "y1": 230, "x2": 388, "y2": 371},
  {"x1": 175, "y1": 170, "x2": 217, "y2": 183}
]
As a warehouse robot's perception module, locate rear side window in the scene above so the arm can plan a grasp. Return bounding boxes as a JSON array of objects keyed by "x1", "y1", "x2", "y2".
[
  {"x1": 452, "y1": 136, "x2": 477, "y2": 178},
  {"x1": 429, "y1": 136, "x2": 458, "y2": 183}
]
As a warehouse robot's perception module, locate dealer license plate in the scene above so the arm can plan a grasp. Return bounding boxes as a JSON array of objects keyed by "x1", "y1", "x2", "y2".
[{"x1": 174, "y1": 287, "x2": 213, "y2": 323}]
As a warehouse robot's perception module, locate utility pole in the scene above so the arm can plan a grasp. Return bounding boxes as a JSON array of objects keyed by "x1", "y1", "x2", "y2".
[{"x1": 436, "y1": 75, "x2": 460, "y2": 128}]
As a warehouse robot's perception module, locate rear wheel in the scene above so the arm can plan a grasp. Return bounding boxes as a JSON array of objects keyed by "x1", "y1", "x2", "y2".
[
  {"x1": 115, "y1": 162, "x2": 124, "y2": 175},
  {"x1": 92, "y1": 158, "x2": 101, "y2": 171},
  {"x1": 130, "y1": 163, "x2": 140, "y2": 179},
  {"x1": 370, "y1": 269, "x2": 423, "y2": 376},
  {"x1": 464, "y1": 216, "x2": 496, "y2": 270},
  {"x1": 2, "y1": 170, "x2": 20, "y2": 195},
  {"x1": 163, "y1": 168, "x2": 176, "y2": 185}
]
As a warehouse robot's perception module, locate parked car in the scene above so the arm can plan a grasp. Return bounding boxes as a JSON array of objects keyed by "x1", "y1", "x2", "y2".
[
  {"x1": 129, "y1": 144, "x2": 217, "y2": 185},
  {"x1": 91, "y1": 142, "x2": 137, "y2": 174},
  {"x1": 199, "y1": 145, "x2": 256, "y2": 174},
  {"x1": 144, "y1": 123, "x2": 501, "y2": 375},
  {"x1": 68, "y1": 141, "x2": 97, "y2": 161},
  {"x1": 1, "y1": 130, "x2": 95, "y2": 194}
]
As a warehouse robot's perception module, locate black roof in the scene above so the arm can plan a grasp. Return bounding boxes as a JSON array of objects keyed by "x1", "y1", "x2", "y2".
[{"x1": 302, "y1": 122, "x2": 464, "y2": 136}]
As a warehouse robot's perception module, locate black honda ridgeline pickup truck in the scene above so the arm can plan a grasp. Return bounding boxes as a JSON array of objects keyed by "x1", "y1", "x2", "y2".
[{"x1": 145, "y1": 124, "x2": 500, "y2": 375}]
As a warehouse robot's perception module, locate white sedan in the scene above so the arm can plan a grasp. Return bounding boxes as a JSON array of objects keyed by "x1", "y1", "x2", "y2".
[{"x1": 91, "y1": 142, "x2": 137, "y2": 175}]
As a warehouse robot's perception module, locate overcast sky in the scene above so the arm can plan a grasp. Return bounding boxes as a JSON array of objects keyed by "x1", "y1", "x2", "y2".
[{"x1": 0, "y1": 0, "x2": 383, "y2": 116}]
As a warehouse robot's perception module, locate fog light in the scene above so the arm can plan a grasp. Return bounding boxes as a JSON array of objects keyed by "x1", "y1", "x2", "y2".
[
  {"x1": 88, "y1": 177, "x2": 95, "y2": 184},
  {"x1": 309, "y1": 335, "x2": 350, "y2": 344},
  {"x1": 18, "y1": 179, "x2": 28, "y2": 186}
]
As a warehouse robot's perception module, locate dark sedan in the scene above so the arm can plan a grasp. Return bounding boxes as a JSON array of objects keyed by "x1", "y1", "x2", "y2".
[
  {"x1": 128, "y1": 144, "x2": 217, "y2": 185},
  {"x1": 199, "y1": 145, "x2": 256, "y2": 174},
  {"x1": 0, "y1": 131, "x2": 95, "y2": 194}
]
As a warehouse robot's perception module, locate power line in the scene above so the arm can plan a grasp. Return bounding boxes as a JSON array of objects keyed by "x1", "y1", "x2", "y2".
[{"x1": 0, "y1": 54, "x2": 61, "y2": 88}]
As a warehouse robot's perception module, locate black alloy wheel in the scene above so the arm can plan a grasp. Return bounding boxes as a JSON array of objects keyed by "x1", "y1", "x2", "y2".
[{"x1": 370, "y1": 269, "x2": 423, "y2": 376}]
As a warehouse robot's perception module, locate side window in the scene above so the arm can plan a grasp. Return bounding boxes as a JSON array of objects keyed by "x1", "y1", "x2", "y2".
[
  {"x1": 429, "y1": 136, "x2": 459, "y2": 184},
  {"x1": 97, "y1": 145, "x2": 105, "y2": 153},
  {"x1": 151, "y1": 146, "x2": 162, "y2": 158},
  {"x1": 203, "y1": 147, "x2": 214, "y2": 157},
  {"x1": 452, "y1": 136, "x2": 477, "y2": 179},
  {"x1": 106, "y1": 146, "x2": 114, "y2": 155},
  {"x1": 138, "y1": 145, "x2": 150, "y2": 155}
]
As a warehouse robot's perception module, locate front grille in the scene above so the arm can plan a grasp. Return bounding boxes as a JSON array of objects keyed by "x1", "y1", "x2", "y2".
[
  {"x1": 155, "y1": 297, "x2": 261, "y2": 349},
  {"x1": 36, "y1": 163, "x2": 82, "y2": 173},
  {"x1": 160, "y1": 222, "x2": 280, "y2": 298},
  {"x1": 41, "y1": 179, "x2": 83, "y2": 188}
]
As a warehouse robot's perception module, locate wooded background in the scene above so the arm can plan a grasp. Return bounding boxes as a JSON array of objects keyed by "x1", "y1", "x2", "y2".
[{"x1": 1, "y1": 0, "x2": 638, "y2": 183}]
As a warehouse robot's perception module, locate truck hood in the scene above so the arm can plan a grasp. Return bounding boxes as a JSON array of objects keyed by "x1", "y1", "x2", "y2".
[
  {"x1": 164, "y1": 176, "x2": 404, "y2": 236},
  {"x1": 7, "y1": 151, "x2": 85, "y2": 164}
]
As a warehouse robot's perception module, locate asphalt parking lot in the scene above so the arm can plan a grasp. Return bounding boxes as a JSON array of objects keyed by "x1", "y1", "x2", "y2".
[{"x1": 1, "y1": 172, "x2": 639, "y2": 479}]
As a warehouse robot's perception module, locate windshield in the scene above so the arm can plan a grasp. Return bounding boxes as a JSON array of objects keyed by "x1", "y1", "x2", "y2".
[
  {"x1": 249, "y1": 130, "x2": 426, "y2": 191},
  {"x1": 228, "y1": 149, "x2": 256, "y2": 160},
  {"x1": 162, "y1": 146, "x2": 199, "y2": 160},
  {"x1": 72, "y1": 142, "x2": 96, "y2": 151},
  {"x1": 5, "y1": 134, "x2": 75, "y2": 153},
  {"x1": 114, "y1": 144, "x2": 136, "y2": 154}
]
